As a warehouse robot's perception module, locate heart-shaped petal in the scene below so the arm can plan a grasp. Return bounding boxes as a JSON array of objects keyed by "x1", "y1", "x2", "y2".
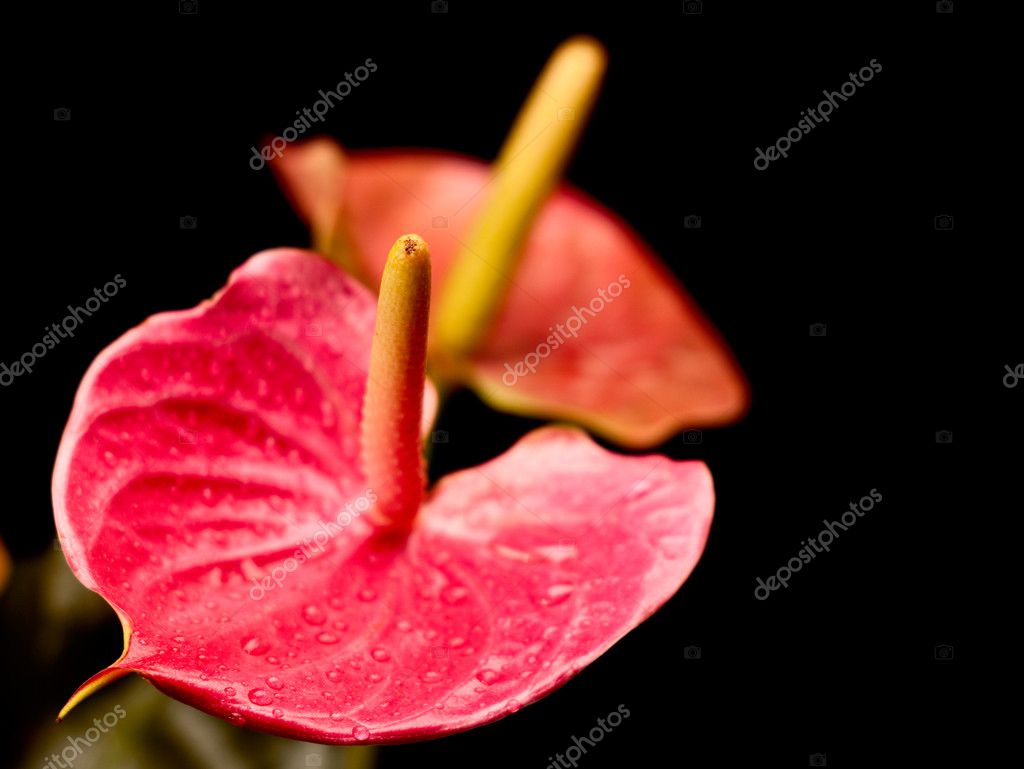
[
  {"x1": 274, "y1": 142, "x2": 748, "y2": 447},
  {"x1": 53, "y1": 250, "x2": 713, "y2": 743}
]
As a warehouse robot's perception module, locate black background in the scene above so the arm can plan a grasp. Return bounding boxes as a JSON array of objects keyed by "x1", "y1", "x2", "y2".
[{"x1": 4, "y1": 2, "x2": 1012, "y2": 767}]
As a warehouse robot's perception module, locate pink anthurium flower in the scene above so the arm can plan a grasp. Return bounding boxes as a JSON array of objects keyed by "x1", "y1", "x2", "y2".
[
  {"x1": 272, "y1": 37, "x2": 748, "y2": 448},
  {"x1": 53, "y1": 237, "x2": 714, "y2": 744}
]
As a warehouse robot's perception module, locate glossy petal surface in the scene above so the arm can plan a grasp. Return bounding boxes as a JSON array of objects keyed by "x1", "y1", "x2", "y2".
[{"x1": 53, "y1": 251, "x2": 713, "y2": 743}]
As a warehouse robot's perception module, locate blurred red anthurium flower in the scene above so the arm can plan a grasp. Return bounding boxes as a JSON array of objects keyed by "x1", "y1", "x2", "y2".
[
  {"x1": 52, "y1": 240, "x2": 714, "y2": 744},
  {"x1": 271, "y1": 37, "x2": 748, "y2": 448}
]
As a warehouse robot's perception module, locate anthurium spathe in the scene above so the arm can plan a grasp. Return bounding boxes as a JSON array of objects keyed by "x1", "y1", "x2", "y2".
[
  {"x1": 272, "y1": 37, "x2": 748, "y2": 448},
  {"x1": 52, "y1": 237, "x2": 714, "y2": 744}
]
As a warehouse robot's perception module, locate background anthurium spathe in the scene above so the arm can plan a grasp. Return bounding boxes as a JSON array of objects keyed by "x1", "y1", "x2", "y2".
[
  {"x1": 0, "y1": 536, "x2": 10, "y2": 595},
  {"x1": 273, "y1": 141, "x2": 749, "y2": 448},
  {"x1": 52, "y1": 248, "x2": 714, "y2": 744}
]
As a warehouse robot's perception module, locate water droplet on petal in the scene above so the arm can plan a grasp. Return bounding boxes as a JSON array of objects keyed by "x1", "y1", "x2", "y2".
[
  {"x1": 241, "y1": 636, "x2": 270, "y2": 655},
  {"x1": 536, "y1": 583, "x2": 575, "y2": 607},
  {"x1": 396, "y1": 620, "x2": 412, "y2": 632},
  {"x1": 316, "y1": 632, "x2": 339, "y2": 645},
  {"x1": 476, "y1": 669, "x2": 499, "y2": 685},
  {"x1": 326, "y1": 670, "x2": 342, "y2": 683},
  {"x1": 371, "y1": 648, "x2": 391, "y2": 662},
  {"x1": 224, "y1": 687, "x2": 236, "y2": 696},
  {"x1": 266, "y1": 676, "x2": 284, "y2": 690},
  {"x1": 420, "y1": 671, "x2": 442, "y2": 683},
  {"x1": 353, "y1": 725, "x2": 370, "y2": 741},
  {"x1": 272, "y1": 708, "x2": 284, "y2": 718},
  {"x1": 227, "y1": 712, "x2": 245, "y2": 726},
  {"x1": 330, "y1": 711, "x2": 344, "y2": 721},
  {"x1": 302, "y1": 605, "x2": 326, "y2": 625},
  {"x1": 507, "y1": 699, "x2": 522, "y2": 713},
  {"x1": 103, "y1": 451, "x2": 117, "y2": 468},
  {"x1": 358, "y1": 588, "x2": 377, "y2": 602},
  {"x1": 248, "y1": 688, "x2": 274, "y2": 706}
]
